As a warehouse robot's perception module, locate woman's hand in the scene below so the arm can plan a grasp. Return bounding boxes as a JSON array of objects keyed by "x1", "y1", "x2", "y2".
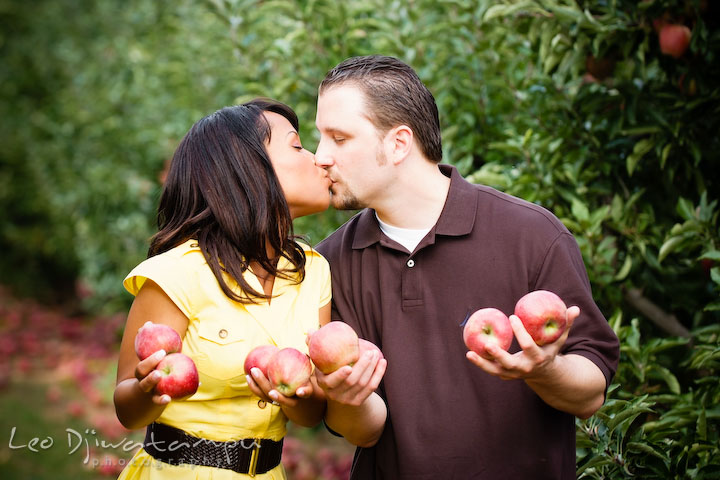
[
  {"x1": 114, "y1": 280, "x2": 189, "y2": 430},
  {"x1": 246, "y1": 367, "x2": 315, "y2": 408},
  {"x1": 134, "y1": 349, "x2": 172, "y2": 405}
]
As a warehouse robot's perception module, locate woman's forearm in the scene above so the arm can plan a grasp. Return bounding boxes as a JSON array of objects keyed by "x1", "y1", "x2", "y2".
[{"x1": 113, "y1": 377, "x2": 168, "y2": 430}]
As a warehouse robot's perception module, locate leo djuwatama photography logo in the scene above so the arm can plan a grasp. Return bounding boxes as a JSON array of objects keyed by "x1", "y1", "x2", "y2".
[
  {"x1": 6, "y1": 425, "x2": 263, "y2": 471},
  {"x1": 7, "y1": 425, "x2": 142, "y2": 468}
]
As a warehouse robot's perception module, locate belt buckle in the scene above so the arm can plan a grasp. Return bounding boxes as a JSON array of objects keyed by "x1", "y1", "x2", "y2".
[{"x1": 247, "y1": 439, "x2": 260, "y2": 477}]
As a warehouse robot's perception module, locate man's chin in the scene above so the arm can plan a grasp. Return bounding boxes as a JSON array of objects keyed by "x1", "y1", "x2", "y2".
[{"x1": 330, "y1": 194, "x2": 364, "y2": 211}]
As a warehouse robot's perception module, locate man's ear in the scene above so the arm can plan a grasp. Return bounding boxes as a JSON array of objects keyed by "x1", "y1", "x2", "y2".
[{"x1": 385, "y1": 125, "x2": 413, "y2": 165}]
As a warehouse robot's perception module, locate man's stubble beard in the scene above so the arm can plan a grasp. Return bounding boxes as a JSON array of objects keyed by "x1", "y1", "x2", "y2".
[
  {"x1": 331, "y1": 186, "x2": 365, "y2": 211},
  {"x1": 331, "y1": 146, "x2": 386, "y2": 211}
]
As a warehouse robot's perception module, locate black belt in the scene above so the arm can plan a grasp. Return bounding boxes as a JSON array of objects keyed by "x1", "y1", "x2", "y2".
[{"x1": 143, "y1": 422, "x2": 283, "y2": 477}]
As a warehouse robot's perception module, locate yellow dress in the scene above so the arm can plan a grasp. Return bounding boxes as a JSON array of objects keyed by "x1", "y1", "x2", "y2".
[{"x1": 117, "y1": 239, "x2": 331, "y2": 479}]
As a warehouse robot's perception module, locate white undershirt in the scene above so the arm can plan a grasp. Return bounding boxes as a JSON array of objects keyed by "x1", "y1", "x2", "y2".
[{"x1": 375, "y1": 212, "x2": 432, "y2": 253}]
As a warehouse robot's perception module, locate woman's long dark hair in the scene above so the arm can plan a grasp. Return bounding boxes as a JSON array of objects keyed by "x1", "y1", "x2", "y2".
[{"x1": 148, "y1": 98, "x2": 306, "y2": 304}]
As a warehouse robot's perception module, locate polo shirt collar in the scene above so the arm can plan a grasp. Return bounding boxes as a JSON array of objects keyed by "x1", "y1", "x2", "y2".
[
  {"x1": 351, "y1": 164, "x2": 477, "y2": 250},
  {"x1": 434, "y1": 164, "x2": 477, "y2": 236}
]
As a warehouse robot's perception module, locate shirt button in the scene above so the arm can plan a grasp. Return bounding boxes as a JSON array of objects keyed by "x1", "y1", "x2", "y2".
[
  {"x1": 218, "y1": 329, "x2": 228, "y2": 339},
  {"x1": 407, "y1": 259, "x2": 415, "y2": 268}
]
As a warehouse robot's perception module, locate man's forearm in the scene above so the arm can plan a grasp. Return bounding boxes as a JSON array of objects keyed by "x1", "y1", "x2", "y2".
[
  {"x1": 325, "y1": 392, "x2": 387, "y2": 448},
  {"x1": 525, "y1": 353, "x2": 607, "y2": 419}
]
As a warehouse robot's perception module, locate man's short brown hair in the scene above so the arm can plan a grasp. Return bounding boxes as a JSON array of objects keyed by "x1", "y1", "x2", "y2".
[{"x1": 320, "y1": 55, "x2": 442, "y2": 163}]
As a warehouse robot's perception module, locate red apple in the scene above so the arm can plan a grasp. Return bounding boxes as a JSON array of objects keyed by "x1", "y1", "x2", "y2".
[
  {"x1": 308, "y1": 322, "x2": 360, "y2": 374},
  {"x1": 266, "y1": 347, "x2": 312, "y2": 396},
  {"x1": 358, "y1": 338, "x2": 383, "y2": 360},
  {"x1": 134, "y1": 322, "x2": 182, "y2": 360},
  {"x1": 463, "y1": 308, "x2": 513, "y2": 358},
  {"x1": 154, "y1": 353, "x2": 199, "y2": 399},
  {"x1": 514, "y1": 290, "x2": 568, "y2": 346},
  {"x1": 244, "y1": 344, "x2": 280, "y2": 376},
  {"x1": 659, "y1": 24, "x2": 692, "y2": 58}
]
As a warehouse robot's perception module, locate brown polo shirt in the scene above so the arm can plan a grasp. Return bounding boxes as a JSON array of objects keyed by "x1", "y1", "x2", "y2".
[{"x1": 317, "y1": 164, "x2": 619, "y2": 480}]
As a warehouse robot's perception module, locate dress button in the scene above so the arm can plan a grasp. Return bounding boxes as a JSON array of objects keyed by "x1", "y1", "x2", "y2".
[
  {"x1": 407, "y1": 259, "x2": 415, "y2": 268},
  {"x1": 218, "y1": 329, "x2": 228, "y2": 339}
]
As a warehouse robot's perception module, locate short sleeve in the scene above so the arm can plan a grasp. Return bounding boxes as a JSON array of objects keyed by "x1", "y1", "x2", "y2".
[
  {"x1": 533, "y1": 233, "x2": 620, "y2": 388},
  {"x1": 123, "y1": 253, "x2": 196, "y2": 319}
]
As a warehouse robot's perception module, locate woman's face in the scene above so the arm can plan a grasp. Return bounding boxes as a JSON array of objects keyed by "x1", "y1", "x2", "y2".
[{"x1": 263, "y1": 111, "x2": 331, "y2": 219}]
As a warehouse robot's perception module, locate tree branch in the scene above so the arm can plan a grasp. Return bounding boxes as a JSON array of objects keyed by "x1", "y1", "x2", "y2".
[{"x1": 624, "y1": 288, "x2": 692, "y2": 338}]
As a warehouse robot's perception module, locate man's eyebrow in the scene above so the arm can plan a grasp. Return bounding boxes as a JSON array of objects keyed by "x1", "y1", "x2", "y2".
[{"x1": 318, "y1": 126, "x2": 348, "y2": 135}]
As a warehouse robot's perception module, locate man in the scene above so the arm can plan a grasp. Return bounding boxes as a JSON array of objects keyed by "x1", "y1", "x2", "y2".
[{"x1": 313, "y1": 55, "x2": 620, "y2": 480}]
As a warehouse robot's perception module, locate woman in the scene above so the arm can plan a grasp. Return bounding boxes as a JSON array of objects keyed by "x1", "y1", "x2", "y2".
[{"x1": 113, "y1": 99, "x2": 332, "y2": 479}]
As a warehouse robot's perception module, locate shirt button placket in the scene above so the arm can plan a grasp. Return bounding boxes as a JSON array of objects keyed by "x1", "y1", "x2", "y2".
[{"x1": 401, "y1": 257, "x2": 422, "y2": 308}]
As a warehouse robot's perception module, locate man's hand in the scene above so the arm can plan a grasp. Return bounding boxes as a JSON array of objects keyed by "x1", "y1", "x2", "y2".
[
  {"x1": 466, "y1": 306, "x2": 580, "y2": 380},
  {"x1": 316, "y1": 347, "x2": 389, "y2": 447},
  {"x1": 314, "y1": 348, "x2": 387, "y2": 406},
  {"x1": 466, "y1": 305, "x2": 606, "y2": 418}
]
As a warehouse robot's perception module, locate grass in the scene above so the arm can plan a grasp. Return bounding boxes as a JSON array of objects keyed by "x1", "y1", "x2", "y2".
[{"x1": 0, "y1": 380, "x2": 125, "y2": 479}]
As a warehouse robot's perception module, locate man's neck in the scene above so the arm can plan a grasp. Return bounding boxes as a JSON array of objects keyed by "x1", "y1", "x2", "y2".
[{"x1": 374, "y1": 161, "x2": 451, "y2": 230}]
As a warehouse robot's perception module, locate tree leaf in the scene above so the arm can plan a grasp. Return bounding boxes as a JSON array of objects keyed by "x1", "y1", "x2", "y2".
[
  {"x1": 607, "y1": 405, "x2": 654, "y2": 434},
  {"x1": 614, "y1": 255, "x2": 632, "y2": 281},
  {"x1": 626, "y1": 138, "x2": 655, "y2": 176},
  {"x1": 658, "y1": 235, "x2": 685, "y2": 263},
  {"x1": 700, "y1": 250, "x2": 720, "y2": 261},
  {"x1": 647, "y1": 365, "x2": 681, "y2": 394},
  {"x1": 676, "y1": 197, "x2": 697, "y2": 221},
  {"x1": 627, "y1": 442, "x2": 670, "y2": 463},
  {"x1": 711, "y1": 267, "x2": 720, "y2": 285},
  {"x1": 697, "y1": 408, "x2": 707, "y2": 441},
  {"x1": 571, "y1": 198, "x2": 590, "y2": 223}
]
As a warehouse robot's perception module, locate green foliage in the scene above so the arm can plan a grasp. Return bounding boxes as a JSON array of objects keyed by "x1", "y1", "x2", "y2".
[
  {"x1": 467, "y1": 0, "x2": 720, "y2": 325},
  {"x1": 576, "y1": 318, "x2": 720, "y2": 479},
  {"x1": 0, "y1": 0, "x2": 246, "y2": 310}
]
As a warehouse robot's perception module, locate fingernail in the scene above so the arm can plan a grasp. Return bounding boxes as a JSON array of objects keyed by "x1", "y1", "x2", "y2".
[
  {"x1": 161, "y1": 395, "x2": 171, "y2": 404},
  {"x1": 245, "y1": 375, "x2": 252, "y2": 384},
  {"x1": 153, "y1": 371, "x2": 162, "y2": 380},
  {"x1": 269, "y1": 391, "x2": 278, "y2": 400},
  {"x1": 154, "y1": 349, "x2": 166, "y2": 359},
  {"x1": 296, "y1": 388, "x2": 305, "y2": 396},
  {"x1": 251, "y1": 367, "x2": 261, "y2": 378}
]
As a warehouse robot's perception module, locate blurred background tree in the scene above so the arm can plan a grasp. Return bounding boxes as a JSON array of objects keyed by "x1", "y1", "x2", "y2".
[{"x1": 1, "y1": 0, "x2": 718, "y2": 477}]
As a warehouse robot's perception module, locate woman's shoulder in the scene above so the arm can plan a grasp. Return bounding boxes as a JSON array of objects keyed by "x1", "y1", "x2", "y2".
[
  {"x1": 123, "y1": 240, "x2": 206, "y2": 296},
  {"x1": 141, "y1": 239, "x2": 205, "y2": 269},
  {"x1": 297, "y1": 241, "x2": 329, "y2": 268}
]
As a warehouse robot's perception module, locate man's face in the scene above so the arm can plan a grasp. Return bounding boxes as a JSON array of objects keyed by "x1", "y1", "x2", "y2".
[{"x1": 315, "y1": 84, "x2": 390, "y2": 211}]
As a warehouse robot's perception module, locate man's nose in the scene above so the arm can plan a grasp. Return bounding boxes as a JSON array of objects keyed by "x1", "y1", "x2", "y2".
[{"x1": 314, "y1": 140, "x2": 333, "y2": 167}]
